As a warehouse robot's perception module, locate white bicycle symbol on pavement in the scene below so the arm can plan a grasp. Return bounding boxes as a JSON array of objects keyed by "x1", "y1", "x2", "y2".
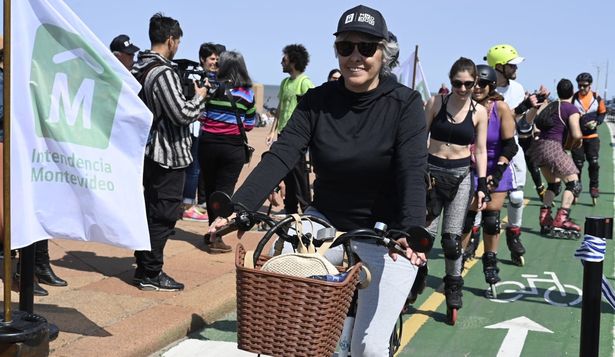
[{"x1": 489, "y1": 271, "x2": 582, "y2": 307}]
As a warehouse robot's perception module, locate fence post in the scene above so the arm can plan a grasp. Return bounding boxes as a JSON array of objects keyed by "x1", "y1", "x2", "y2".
[{"x1": 579, "y1": 217, "x2": 612, "y2": 357}]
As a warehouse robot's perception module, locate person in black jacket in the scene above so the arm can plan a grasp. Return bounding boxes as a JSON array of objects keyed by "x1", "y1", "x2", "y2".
[{"x1": 209, "y1": 5, "x2": 426, "y2": 355}]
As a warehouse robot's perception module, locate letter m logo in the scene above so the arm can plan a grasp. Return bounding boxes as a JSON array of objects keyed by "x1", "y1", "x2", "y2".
[{"x1": 30, "y1": 24, "x2": 122, "y2": 149}]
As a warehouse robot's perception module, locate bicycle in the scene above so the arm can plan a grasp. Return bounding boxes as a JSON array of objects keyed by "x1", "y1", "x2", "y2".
[
  {"x1": 208, "y1": 191, "x2": 434, "y2": 357},
  {"x1": 489, "y1": 271, "x2": 582, "y2": 307}
]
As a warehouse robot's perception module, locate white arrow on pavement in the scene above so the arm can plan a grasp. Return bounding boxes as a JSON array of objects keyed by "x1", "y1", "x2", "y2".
[{"x1": 485, "y1": 316, "x2": 553, "y2": 357}]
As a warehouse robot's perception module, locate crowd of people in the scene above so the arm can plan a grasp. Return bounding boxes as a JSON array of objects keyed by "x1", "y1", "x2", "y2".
[{"x1": 4, "y1": 4, "x2": 609, "y2": 355}]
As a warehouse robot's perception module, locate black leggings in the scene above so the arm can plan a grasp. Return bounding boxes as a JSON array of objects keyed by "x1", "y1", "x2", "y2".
[
  {"x1": 518, "y1": 136, "x2": 543, "y2": 188},
  {"x1": 571, "y1": 137, "x2": 600, "y2": 188},
  {"x1": 198, "y1": 138, "x2": 245, "y2": 224}
]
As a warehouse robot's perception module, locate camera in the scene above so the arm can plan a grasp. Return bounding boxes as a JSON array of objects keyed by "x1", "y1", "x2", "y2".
[{"x1": 175, "y1": 58, "x2": 227, "y2": 99}]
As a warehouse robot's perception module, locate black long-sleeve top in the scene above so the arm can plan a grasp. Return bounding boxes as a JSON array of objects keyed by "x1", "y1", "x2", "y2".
[{"x1": 233, "y1": 75, "x2": 427, "y2": 232}]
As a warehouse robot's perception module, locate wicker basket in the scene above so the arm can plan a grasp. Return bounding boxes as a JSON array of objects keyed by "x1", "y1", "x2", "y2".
[{"x1": 235, "y1": 243, "x2": 360, "y2": 357}]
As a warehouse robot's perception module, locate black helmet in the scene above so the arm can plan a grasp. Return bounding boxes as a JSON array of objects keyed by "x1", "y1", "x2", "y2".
[
  {"x1": 477, "y1": 64, "x2": 497, "y2": 84},
  {"x1": 576, "y1": 72, "x2": 593, "y2": 84}
]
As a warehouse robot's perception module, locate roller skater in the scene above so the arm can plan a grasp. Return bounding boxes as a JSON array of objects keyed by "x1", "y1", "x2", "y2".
[
  {"x1": 485, "y1": 44, "x2": 548, "y2": 272},
  {"x1": 571, "y1": 72, "x2": 606, "y2": 207},
  {"x1": 461, "y1": 64, "x2": 518, "y2": 282},
  {"x1": 425, "y1": 58, "x2": 489, "y2": 326},
  {"x1": 527, "y1": 79, "x2": 584, "y2": 240}
]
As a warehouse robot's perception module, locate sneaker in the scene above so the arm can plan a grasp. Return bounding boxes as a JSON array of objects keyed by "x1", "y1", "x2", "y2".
[
  {"x1": 182, "y1": 206, "x2": 208, "y2": 221},
  {"x1": 137, "y1": 271, "x2": 184, "y2": 292},
  {"x1": 203, "y1": 234, "x2": 232, "y2": 254}
]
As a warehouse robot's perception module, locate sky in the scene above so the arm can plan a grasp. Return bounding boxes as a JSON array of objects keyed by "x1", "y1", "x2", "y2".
[{"x1": 15, "y1": 0, "x2": 615, "y2": 98}]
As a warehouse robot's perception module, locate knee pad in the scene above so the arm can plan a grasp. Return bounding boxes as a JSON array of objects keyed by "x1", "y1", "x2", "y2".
[
  {"x1": 508, "y1": 190, "x2": 524, "y2": 208},
  {"x1": 565, "y1": 180, "x2": 582, "y2": 197},
  {"x1": 441, "y1": 233, "x2": 462, "y2": 260},
  {"x1": 462, "y1": 210, "x2": 478, "y2": 234},
  {"x1": 547, "y1": 182, "x2": 561, "y2": 196},
  {"x1": 482, "y1": 210, "x2": 501, "y2": 235}
]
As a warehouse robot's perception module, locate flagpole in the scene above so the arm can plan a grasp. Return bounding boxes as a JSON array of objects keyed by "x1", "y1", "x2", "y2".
[
  {"x1": 411, "y1": 45, "x2": 418, "y2": 89},
  {"x1": 3, "y1": 0, "x2": 12, "y2": 323}
]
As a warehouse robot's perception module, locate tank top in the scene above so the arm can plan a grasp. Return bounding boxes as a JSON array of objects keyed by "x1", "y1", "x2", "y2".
[
  {"x1": 485, "y1": 102, "x2": 502, "y2": 167},
  {"x1": 430, "y1": 95, "x2": 476, "y2": 146}
]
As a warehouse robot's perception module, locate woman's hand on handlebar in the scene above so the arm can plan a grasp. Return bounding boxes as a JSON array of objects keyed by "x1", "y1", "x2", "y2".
[
  {"x1": 390, "y1": 237, "x2": 427, "y2": 266},
  {"x1": 208, "y1": 213, "x2": 246, "y2": 240}
]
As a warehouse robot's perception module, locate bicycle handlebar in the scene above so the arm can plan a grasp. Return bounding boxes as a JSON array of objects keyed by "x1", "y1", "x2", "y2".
[{"x1": 208, "y1": 191, "x2": 434, "y2": 263}]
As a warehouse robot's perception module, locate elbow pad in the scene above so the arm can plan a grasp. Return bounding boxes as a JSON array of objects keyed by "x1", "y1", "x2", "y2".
[{"x1": 500, "y1": 138, "x2": 518, "y2": 161}]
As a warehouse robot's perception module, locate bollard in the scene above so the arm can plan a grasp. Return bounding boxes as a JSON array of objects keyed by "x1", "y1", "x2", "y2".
[
  {"x1": 579, "y1": 217, "x2": 612, "y2": 357},
  {"x1": 0, "y1": 310, "x2": 49, "y2": 357}
]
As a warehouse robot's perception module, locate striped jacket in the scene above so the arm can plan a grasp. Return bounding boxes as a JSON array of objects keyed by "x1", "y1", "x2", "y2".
[
  {"x1": 133, "y1": 50, "x2": 206, "y2": 168},
  {"x1": 200, "y1": 87, "x2": 255, "y2": 138}
]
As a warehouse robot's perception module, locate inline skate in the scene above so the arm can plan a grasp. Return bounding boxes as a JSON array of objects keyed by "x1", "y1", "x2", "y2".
[
  {"x1": 539, "y1": 206, "x2": 554, "y2": 235},
  {"x1": 590, "y1": 187, "x2": 599, "y2": 206},
  {"x1": 443, "y1": 275, "x2": 463, "y2": 326},
  {"x1": 505, "y1": 226, "x2": 525, "y2": 266},
  {"x1": 482, "y1": 252, "x2": 500, "y2": 299},
  {"x1": 549, "y1": 208, "x2": 581, "y2": 239}
]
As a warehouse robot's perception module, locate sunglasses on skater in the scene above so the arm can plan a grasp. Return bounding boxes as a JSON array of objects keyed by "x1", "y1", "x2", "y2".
[
  {"x1": 476, "y1": 79, "x2": 492, "y2": 89},
  {"x1": 335, "y1": 41, "x2": 379, "y2": 57},
  {"x1": 578, "y1": 82, "x2": 590, "y2": 89},
  {"x1": 451, "y1": 80, "x2": 475, "y2": 89}
]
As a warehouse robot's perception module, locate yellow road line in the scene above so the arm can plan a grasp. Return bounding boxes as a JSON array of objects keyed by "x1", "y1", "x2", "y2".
[{"x1": 396, "y1": 199, "x2": 530, "y2": 355}]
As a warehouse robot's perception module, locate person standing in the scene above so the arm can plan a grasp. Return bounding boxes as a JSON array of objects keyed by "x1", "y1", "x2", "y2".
[
  {"x1": 181, "y1": 42, "x2": 226, "y2": 222},
  {"x1": 109, "y1": 34, "x2": 140, "y2": 70},
  {"x1": 199, "y1": 51, "x2": 255, "y2": 253},
  {"x1": 571, "y1": 72, "x2": 607, "y2": 203},
  {"x1": 266, "y1": 44, "x2": 314, "y2": 214},
  {"x1": 131, "y1": 13, "x2": 208, "y2": 291}
]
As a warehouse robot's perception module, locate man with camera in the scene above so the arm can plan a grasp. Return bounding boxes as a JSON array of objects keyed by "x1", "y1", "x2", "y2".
[{"x1": 131, "y1": 13, "x2": 208, "y2": 291}]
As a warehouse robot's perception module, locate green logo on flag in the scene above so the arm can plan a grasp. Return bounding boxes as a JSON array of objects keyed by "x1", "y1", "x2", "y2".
[{"x1": 30, "y1": 24, "x2": 121, "y2": 149}]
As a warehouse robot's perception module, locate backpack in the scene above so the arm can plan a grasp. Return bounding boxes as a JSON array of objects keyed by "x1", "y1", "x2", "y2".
[{"x1": 533, "y1": 101, "x2": 559, "y2": 131}]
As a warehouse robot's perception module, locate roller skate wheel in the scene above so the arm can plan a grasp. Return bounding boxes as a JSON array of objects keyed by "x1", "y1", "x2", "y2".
[
  {"x1": 446, "y1": 307, "x2": 457, "y2": 326},
  {"x1": 490, "y1": 284, "x2": 497, "y2": 299},
  {"x1": 572, "y1": 231, "x2": 581, "y2": 240},
  {"x1": 511, "y1": 254, "x2": 525, "y2": 267}
]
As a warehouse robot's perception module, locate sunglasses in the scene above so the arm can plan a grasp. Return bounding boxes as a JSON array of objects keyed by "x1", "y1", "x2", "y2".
[
  {"x1": 335, "y1": 41, "x2": 379, "y2": 57},
  {"x1": 578, "y1": 83, "x2": 590, "y2": 88},
  {"x1": 451, "y1": 80, "x2": 475, "y2": 89},
  {"x1": 476, "y1": 79, "x2": 492, "y2": 89}
]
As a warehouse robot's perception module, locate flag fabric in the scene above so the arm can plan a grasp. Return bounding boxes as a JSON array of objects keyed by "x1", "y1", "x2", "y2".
[
  {"x1": 11, "y1": 0, "x2": 153, "y2": 250},
  {"x1": 392, "y1": 51, "x2": 431, "y2": 103}
]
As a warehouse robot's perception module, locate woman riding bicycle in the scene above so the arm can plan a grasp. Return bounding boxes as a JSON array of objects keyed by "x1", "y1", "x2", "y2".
[
  {"x1": 460, "y1": 64, "x2": 518, "y2": 288},
  {"x1": 209, "y1": 5, "x2": 427, "y2": 355},
  {"x1": 423, "y1": 57, "x2": 488, "y2": 322}
]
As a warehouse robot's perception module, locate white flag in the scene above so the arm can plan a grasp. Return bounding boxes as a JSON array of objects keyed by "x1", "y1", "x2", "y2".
[
  {"x1": 11, "y1": 0, "x2": 153, "y2": 249},
  {"x1": 392, "y1": 51, "x2": 431, "y2": 103}
]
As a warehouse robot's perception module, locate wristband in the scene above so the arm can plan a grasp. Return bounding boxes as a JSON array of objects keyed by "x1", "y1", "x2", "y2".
[
  {"x1": 489, "y1": 163, "x2": 508, "y2": 188},
  {"x1": 478, "y1": 177, "x2": 491, "y2": 202},
  {"x1": 514, "y1": 97, "x2": 533, "y2": 115}
]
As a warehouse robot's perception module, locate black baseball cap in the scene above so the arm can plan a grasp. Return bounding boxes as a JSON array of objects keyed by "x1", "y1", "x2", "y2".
[
  {"x1": 333, "y1": 5, "x2": 389, "y2": 40},
  {"x1": 110, "y1": 34, "x2": 140, "y2": 55}
]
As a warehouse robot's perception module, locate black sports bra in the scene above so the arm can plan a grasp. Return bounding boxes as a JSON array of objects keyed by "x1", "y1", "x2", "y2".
[{"x1": 430, "y1": 95, "x2": 476, "y2": 146}]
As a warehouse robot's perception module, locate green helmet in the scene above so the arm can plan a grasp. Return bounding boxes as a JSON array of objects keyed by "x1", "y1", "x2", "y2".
[{"x1": 484, "y1": 44, "x2": 525, "y2": 68}]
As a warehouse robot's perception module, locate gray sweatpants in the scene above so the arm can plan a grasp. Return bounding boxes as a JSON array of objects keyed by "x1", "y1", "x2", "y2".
[{"x1": 426, "y1": 164, "x2": 472, "y2": 276}]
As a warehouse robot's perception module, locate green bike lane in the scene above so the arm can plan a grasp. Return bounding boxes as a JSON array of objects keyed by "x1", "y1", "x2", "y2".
[
  {"x1": 398, "y1": 123, "x2": 615, "y2": 356},
  {"x1": 159, "y1": 125, "x2": 615, "y2": 356}
]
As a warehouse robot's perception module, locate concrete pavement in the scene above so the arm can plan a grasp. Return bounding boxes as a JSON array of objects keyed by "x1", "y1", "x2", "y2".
[{"x1": 0, "y1": 126, "x2": 275, "y2": 357}]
